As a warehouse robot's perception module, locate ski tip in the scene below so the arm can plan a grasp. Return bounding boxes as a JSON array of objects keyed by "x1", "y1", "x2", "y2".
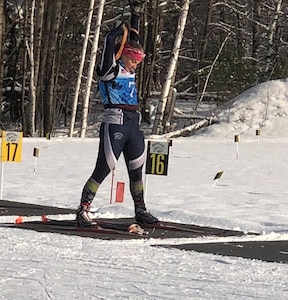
[{"x1": 15, "y1": 216, "x2": 23, "y2": 224}]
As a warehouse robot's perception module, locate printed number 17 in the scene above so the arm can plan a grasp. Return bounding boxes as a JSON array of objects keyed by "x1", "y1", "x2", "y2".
[{"x1": 6, "y1": 143, "x2": 18, "y2": 161}]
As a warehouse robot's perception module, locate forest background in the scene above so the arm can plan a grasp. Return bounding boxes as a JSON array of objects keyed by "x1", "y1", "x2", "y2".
[{"x1": 1, "y1": 0, "x2": 288, "y2": 137}]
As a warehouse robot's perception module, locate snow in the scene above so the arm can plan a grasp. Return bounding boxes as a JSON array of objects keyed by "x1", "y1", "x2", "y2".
[
  {"x1": 198, "y1": 78, "x2": 288, "y2": 139},
  {"x1": 1, "y1": 79, "x2": 288, "y2": 299}
]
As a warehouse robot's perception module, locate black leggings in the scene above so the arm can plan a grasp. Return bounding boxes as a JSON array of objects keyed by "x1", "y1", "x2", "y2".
[{"x1": 91, "y1": 122, "x2": 145, "y2": 184}]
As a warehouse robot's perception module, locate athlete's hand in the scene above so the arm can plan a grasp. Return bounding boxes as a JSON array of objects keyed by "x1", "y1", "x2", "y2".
[{"x1": 130, "y1": 0, "x2": 144, "y2": 16}]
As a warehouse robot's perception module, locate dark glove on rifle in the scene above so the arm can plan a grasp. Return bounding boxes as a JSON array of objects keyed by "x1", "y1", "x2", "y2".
[{"x1": 129, "y1": 0, "x2": 143, "y2": 16}]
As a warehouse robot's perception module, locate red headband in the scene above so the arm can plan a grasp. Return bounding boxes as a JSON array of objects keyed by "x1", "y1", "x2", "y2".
[{"x1": 122, "y1": 44, "x2": 145, "y2": 62}]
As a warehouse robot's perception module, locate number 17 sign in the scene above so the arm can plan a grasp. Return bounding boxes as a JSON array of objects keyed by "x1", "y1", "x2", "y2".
[
  {"x1": 145, "y1": 140, "x2": 170, "y2": 176},
  {"x1": 1, "y1": 131, "x2": 23, "y2": 162}
]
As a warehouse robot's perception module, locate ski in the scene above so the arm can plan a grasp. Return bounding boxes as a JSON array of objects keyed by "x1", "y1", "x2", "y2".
[
  {"x1": 139, "y1": 221, "x2": 258, "y2": 237},
  {"x1": 94, "y1": 217, "x2": 257, "y2": 238},
  {"x1": 1, "y1": 219, "x2": 148, "y2": 240},
  {"x1": 0, "y1": 196, "x2": 259, "y2": 239}
]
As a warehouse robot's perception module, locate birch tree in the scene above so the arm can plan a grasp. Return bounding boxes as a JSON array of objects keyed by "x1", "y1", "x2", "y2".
[
  {"x1": 33, "y1": 0, "x2": 44, "y2": 134},
  {"x1": 152, "y1": 0, "x2": 190, "y2": 135},
  {"x1": 80, "y1": 0, "x2": 105, "y2": 138},
  {"x1": 25, "y1": 0, "x2": 36, "y2": 136},
  {"x1": 69, "y1": 0, "x2": 95, "y2": 137},
  {"x1": 265, "y1": 0, "x2": 283, "y2": 75}
]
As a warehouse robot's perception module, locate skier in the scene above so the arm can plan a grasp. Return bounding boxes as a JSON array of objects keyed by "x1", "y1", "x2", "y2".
[{"x1": 76, "y1": 1, "x2": 158, "y2": 227}]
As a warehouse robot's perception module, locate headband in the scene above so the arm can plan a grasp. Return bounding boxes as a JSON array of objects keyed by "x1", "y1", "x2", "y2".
[{"x1": 122, "y1": 44, "x2": 145, "y2": 62}]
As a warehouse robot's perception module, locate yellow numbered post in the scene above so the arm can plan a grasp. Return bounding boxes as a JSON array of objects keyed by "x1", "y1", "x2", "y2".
[{"x1": 1, "y1": 131, "x2": 23, "y2": 162}]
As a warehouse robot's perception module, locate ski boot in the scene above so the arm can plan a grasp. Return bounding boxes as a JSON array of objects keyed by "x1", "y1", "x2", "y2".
[
  {"x1": 76, "y1": 203, "x2": 97, "y2": 227},
  {"x1": 135, "y1": 207, "x2": 158, "y2": 224}
]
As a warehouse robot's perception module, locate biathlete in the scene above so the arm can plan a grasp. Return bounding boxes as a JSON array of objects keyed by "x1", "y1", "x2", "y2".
[{"x1": 76, "y1": 1, "x2": 158, "y2": 227}]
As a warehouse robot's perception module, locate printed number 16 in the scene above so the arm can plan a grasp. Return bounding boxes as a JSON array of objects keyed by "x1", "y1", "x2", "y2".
[{"x1": 150, "y1": 153, "x2": 165, "y2": 175}]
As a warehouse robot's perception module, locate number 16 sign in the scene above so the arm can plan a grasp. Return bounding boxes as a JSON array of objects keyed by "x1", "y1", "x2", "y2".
[
  {"x1": 145, "y1": 140, "x2": 170, "y2": 176},
  {"x1": 1, "y1": 131, "x2": 23, "y2": 162}
]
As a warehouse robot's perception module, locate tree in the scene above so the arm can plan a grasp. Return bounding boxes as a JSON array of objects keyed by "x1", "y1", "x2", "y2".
[
  {"x1": 152, "y1": 0, "x2": 190, "y2": 135},
  {"x1": 265, "y1": 0, "x2": 283, "y2": 76},
  {"x1": 251, "y1": 0, "x2": 261, "y2": 59},
  {"x1": 42, "y1": 0, "x2": 63, "y2": 136},
  {"x1": 2, "y1": 0, "x2": 288, "y2": 137},
  {"x1": 80, "y1": 0, "x2": 105, "y2": 138},
  {"x1": 24, "y1": 0, "x2": 36, "y2": 136},
  {"x1": 0, "y1": 0, "x2": 4, "y2": 126},
  {"x1": 33, "y1": 0, "x2": 45, "y2": 134},
  {"x1": 139, "y1": 0, "x2": 164, "y2": 122},
  {"x1": 69, "y1": 0, "x2": 96, "y2": 137}
]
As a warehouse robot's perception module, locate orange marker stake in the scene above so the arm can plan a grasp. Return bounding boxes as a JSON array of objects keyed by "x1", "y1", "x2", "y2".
[{"x1": 115, "y1": 181, "x2": 125, "y2": 203}]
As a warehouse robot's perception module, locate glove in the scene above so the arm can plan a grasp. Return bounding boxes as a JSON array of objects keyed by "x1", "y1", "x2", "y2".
[{"x1": 130, "y1": 0, "x2": 143, "y2": 16}]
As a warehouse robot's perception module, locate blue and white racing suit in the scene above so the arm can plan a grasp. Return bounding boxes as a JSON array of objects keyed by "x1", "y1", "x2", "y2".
[{"x1": 81, "y1": 14, "x2": 146, "y2": 210}]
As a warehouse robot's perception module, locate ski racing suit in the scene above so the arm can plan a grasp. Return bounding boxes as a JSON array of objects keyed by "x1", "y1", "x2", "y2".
[{"x1": 80, "y1": 14, "x2": 147, "y2": 212}]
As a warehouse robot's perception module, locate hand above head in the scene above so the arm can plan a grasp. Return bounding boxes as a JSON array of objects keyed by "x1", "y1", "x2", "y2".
[{"x1": 129, "y1": 0, "x2": 144, "y2": 16}]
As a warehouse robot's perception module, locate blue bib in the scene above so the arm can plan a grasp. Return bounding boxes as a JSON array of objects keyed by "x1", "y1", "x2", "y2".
[{"x1": 99, "y1": 62, "x2": 138, "y2": 106}]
